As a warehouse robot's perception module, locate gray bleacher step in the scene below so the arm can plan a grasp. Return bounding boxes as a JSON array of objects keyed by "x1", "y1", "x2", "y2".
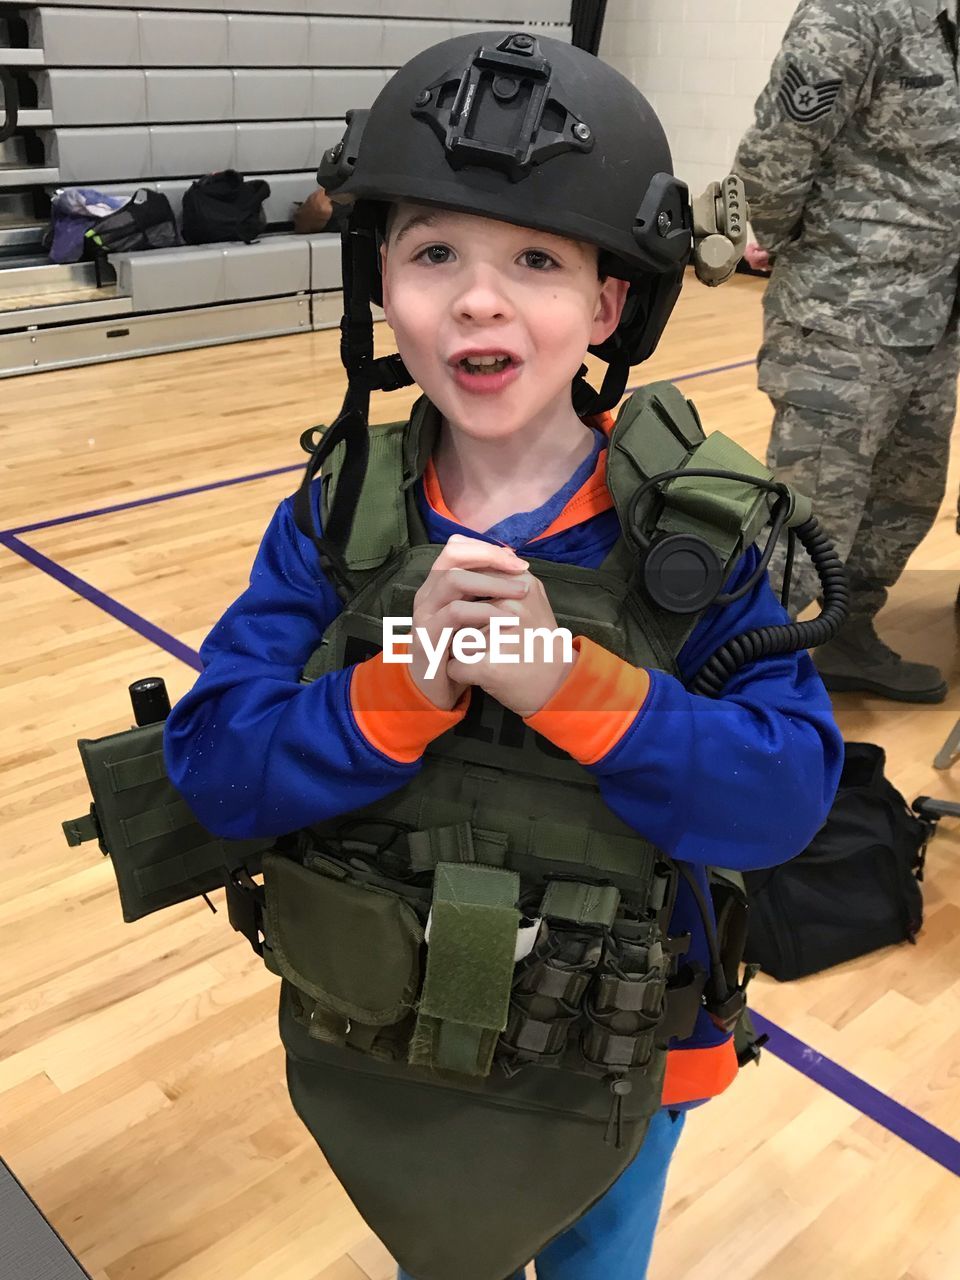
[
  {"x1": 0, "y1": 167, "x2": 60, "y2": 188},
  {"x1": 0, "y1": 259, "x2": 111, "y2": 300},
  {"x1": 11, "y1": 110, "x2": 54, "y2": 127},
  {"x1": 0, "y1": 222, "x2": 47, "y2": 254},
  {"x1": 0, "y1": 293, "x2": 309, "y2": 377},
  {"x1": 0, "y1": 48, "x2": 45, "y2": 67},
  {"x1": 0, "y1": 291, "x2": 133, "y2": 333},
  {"x1": 0, "y1": 254, "x2": 133, "y2": 335},
  {"x1": 111, "y1": 235, "x2": 311, "y2": 310},
  {"x1": 0, "y1": 251, "x2": 49, "y2": 270}
]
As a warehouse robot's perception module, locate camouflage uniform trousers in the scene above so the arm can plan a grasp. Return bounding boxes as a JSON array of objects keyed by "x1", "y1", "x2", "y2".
[{"x1": 757, "y1": 312, "x2": 959, "y2": 623}]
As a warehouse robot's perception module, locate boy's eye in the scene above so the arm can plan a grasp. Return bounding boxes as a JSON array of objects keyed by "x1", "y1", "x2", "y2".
[
  {"x1": 520, "y1": 249, "x2": 559, "y2": 271},
  {"x1": 414, "y1": 244, "x2": 453, "y2": 265}
]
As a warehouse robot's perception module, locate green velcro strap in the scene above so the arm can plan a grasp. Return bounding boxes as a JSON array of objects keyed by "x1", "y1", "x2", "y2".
[
  {"x1": 592, "y1": 973, "x2": 664, "y2": 1017},
  {"x1": 326, "y1": 421, "x2": 408, "y2": 571},
  {"x1": 119, "y1": 799, "x2": 202, "y2": 848},
  {"x1": 132, "y1": 840, "x2": 227, "y2": 896},
  {"x1": 408, "y1": 822, "x2": 475, "y2": 871},
  {"x1": 522, "y1": 962, "x2": 591, "y2": 1004},
  {"x1": 473, "y1": 828, "x2": 509, "y2": 866},
  {"x1": 409, "y1": 862, "x2": 519, "y2": 1077},
  {"x1": 583, "y1": 1027, "x2": 651, "y2": 1070},
  {"x1": 105, "y1": 750, "x2": 168, "y2": 793},
  {"x1": 505, "y1": 1011, "x2": 570, "y2": 1056},
  {"x1": 408, "y1": 824, "x2": 509, "y2": 872},
  {"x1": 541, "y1": 880, "x2": 621, "y2": 929},
  {"x1": 62, "y1": 811, "x2": 100, "y2": 847},
  {"x1": 529, "y1": 819, "x2": 658, "y2": 882}
]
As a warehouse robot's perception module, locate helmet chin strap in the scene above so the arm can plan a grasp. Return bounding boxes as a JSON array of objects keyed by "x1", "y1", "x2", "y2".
[
  {"x1": 293, "y1": 218, "x2": 413, "y2": 602},
  {"x1": 572, "y1": 352, "x2": 631, "y2": 417}
]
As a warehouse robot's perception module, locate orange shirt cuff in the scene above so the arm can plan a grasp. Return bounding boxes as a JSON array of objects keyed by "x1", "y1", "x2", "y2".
[
  {"x1": 522, "y1": 636, "x2": 650, "y2": 766},
  {"x1": 350, "y1": 653, "x2": 470, "y2": 764}
]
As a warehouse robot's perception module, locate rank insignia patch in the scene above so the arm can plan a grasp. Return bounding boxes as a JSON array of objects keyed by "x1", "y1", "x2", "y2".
[{"x1": 778, "y1": 62, "x2": 843, "y2": 123}]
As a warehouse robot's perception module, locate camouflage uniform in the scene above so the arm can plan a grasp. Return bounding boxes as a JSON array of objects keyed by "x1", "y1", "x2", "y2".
[{"x1": 734, "y1": 0, "x2": 960, "y2": 625}]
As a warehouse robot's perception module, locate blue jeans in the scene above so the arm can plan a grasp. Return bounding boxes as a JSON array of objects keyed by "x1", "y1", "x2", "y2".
[{"x1": 398, "y1": 1108, "x2": 685, "y2": 1280}]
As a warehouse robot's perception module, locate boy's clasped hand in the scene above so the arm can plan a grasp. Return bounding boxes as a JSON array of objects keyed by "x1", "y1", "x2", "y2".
[{"x1": 407, "y1": 533, "x2": 576, "y2": 718}]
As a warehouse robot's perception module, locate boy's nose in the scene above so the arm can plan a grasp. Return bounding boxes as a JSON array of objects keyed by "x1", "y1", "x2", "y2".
[{"x1": 454, "y1": 267, "x2": 513, "y2": 323}]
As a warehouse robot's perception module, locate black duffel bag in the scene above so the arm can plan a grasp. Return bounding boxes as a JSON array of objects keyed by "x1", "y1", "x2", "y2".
[
  {"x1": 743, "y1": 742, "x2": 931, "y2": 980},
  {"x1": 182, "y1": 169, "x2": 270, "y2": 244}
]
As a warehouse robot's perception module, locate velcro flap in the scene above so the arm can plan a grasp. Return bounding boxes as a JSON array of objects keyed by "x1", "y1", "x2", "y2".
[
  {"x1": 264, "y1": 853, "x2": 423, "y2": 1026},
  {"x1": 411, "y1": 863, "x2": 519, "y2": 1077},
  {"x1": 419, "y1": 864, "x2": 519, "y2": 1029}
]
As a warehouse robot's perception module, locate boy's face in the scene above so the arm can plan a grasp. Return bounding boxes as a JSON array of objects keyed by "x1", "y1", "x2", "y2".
[{"x1": 380, "y1": 204, "x2": 629, "y2": 439}]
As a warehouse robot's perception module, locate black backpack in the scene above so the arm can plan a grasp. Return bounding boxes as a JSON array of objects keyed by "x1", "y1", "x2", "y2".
[
  {"x1": 84, "y1": 187, "x2": 180, "y2": 284},
  {"x1": 181, "y1": 170, "x2": 271, "y2": 245},
  {"x1": 743, "y1": 742, "x2": 932, "y2": 980}
]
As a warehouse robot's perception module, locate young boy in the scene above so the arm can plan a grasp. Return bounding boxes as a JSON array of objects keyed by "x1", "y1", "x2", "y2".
[{"x1": 164, "y1": 31, "x2": 842, "y2": 1280}]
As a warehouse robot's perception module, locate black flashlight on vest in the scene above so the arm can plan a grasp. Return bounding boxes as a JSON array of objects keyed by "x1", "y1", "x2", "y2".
[{"x1": 129, "y1": 677, "x2": 171, "y2": 726}]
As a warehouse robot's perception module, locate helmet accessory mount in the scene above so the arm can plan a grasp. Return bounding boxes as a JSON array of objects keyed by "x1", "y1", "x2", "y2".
[{"x1": 410, "y1": 34, "x2": 594, "y2": 182}]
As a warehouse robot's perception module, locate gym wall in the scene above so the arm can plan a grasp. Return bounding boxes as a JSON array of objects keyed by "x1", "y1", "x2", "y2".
[{"x1": 599, "y1": 0, "x2": 799, "y2": 199}]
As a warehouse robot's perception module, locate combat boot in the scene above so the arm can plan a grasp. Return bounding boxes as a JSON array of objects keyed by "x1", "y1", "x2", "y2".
[{"x1": 813, "y1": 619, "x2": 948, "y2": 703}]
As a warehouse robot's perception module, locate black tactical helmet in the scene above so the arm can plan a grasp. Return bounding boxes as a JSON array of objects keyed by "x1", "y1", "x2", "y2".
[{"x1": 318, "y1": 30, "x2": 697, "y2": 411}]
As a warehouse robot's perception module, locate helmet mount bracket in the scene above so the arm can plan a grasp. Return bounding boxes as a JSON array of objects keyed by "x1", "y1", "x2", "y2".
[{"x1": 411, "y1": 35, "x2": 594, "y2": 181}]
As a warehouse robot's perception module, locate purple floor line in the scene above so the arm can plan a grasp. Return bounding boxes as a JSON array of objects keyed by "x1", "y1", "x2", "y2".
[
  {"x1": 3, "y1": 357, "x2": 758, "y2": 539},
  {"x1": 1, "y1": 533, "x2": 202, "y2": 673},
  {"x1": 4, "y1": 461, "x2": 304, "y2": 538},
  {"x1": 668, "y1": 357, "x2": 755, "y2": 383},
  {"x1": 751, "y1": 1012, "x2": 960, "y2": 1177},
  {"x1": 7, "y1": 503, "x2": 958, "y2": 1180}
]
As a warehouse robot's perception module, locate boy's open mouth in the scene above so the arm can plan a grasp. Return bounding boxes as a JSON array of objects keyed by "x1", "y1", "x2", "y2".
[
  {"x1": 449, "y1": 348, "x2": 523, "y2": 394},
  {"x1": 458, "y1": 354, "x2": 515, "y2": 374}
]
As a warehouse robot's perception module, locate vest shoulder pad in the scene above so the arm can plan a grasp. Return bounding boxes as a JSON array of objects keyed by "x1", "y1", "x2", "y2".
[{"x1": 608, "y1": 381, "x2": 774, "y2": 565}]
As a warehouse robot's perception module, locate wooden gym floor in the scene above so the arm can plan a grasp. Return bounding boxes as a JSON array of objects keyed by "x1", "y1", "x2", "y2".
[{"x1": 1, "y1": 272, "x2": 958, "y2": 1280}]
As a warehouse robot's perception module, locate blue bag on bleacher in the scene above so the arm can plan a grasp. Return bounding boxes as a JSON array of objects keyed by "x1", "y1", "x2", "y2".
[{"x1": 47, "y1": 187, "x2": 129, "y2": 264}]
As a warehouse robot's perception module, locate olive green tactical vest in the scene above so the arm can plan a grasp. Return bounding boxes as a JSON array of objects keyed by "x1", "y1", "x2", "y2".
[{"x1": 267, "y1": 382, "x2": 774, "y2": 1280}]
